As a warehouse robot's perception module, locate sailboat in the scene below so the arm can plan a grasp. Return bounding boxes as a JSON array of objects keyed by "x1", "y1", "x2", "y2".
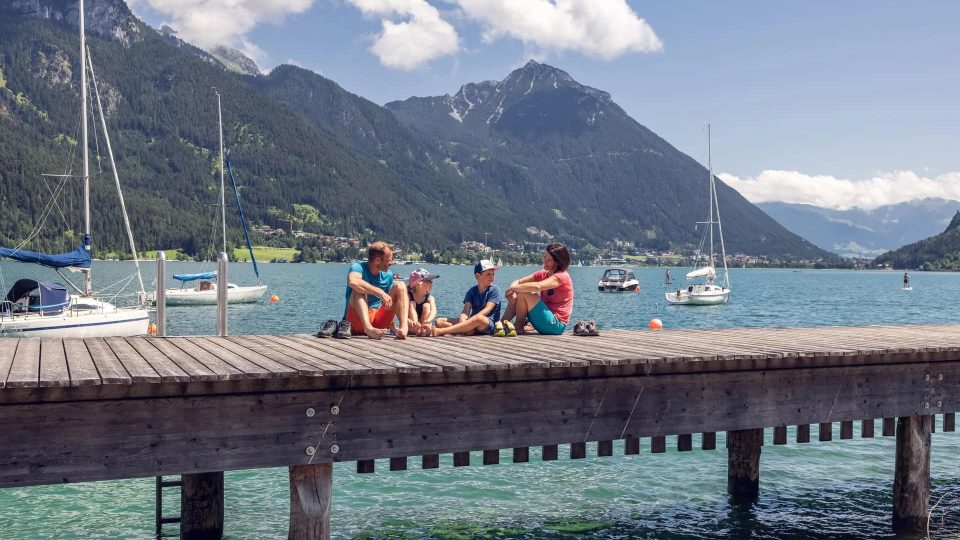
[
  {"x1": 665, "y1": 124, "x2": 730, "y2": 306},
  {"x1": 0, "y1": 0, "x2": 150, "y2": 337},
  {"x1": 160, "y1": 91, "x2": 267, "y2": 306}
]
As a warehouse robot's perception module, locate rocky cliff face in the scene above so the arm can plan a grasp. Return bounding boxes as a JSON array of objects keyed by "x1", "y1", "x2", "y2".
[{"x1": 7, "y1": 0, "x2": 145, "y2": 45}]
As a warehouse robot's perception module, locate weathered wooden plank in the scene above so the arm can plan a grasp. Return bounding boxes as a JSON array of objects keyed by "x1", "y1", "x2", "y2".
[
  {"x1": 357, "y1": 460, "x2": 374, "y2": 474},
  {"x1": 300, "y1": 336, "x2": 427, "y2": 374},
  {"x1": 797, "y1": 424, "x2": 810, "y2": 443},
  {"x1": 0, "y1": 339, "x2": 17, "y2": 388},
  {"x1": 727, "y1": 428, "x2": 762, "y2": 501},
  {"x1": 840, "y1": 420, "x2": 853, "y2": 439},
  {"x1": 205, "y1": 337, "x2": 300, "y2": 377},
  {"x1": 124, "y1": 338, "x2": 190, "y2": 382},
  {"x1": 173, "y1": 337, "x2": 266, "y2": 380},
  {"x1": 651, "y1": 436, "x2": 666, "y2": 453},
  {"x1": 773, "y1": 426, "x2": 787, "y2": 445},
  {"x1": 145, "y1": 338, "x2": 222, "y2": 381},
  {"x1": 677, "y1": 434, "x2": 692, "y2": 452},
  {"x1": 84, "y1": 338, "x2": 131, "y2": 384},
  {"x1": 945, "y1": 412, "x2": 956, "y2": 432},
  {"x1": 38, "y1": 340, "x2": 69, "y2": 388},
  {"x1": 542, "y1": 445, "x2": 558, "y2": 461},
  {"x1": 570, "y1": 442, "x2": 586, "y2": 459},
  {"x1": 181, "y1": 472, "x2": 224, "y2": 540},
  {"x1": 389, "y1": 457, "x2": 407, "y2": 471},
  {"x1": 256, "y1": 336, "x2": 387, "y2": 374},
  {"x1": 104, "y1": 337, "x2": 160, "y2": 383},
  {"x1": 422, "y1": 454, "x2": 439, "y2": 469},
  {"x1": 63, "y1": 338, "x2": 101, "y2": 386},
  {"x1": 862, "y1": 419, "x2": 875, "y2": 438},
  {"x1": 625, "y1": 437, "x2": 640, "y2": 455},
  {"x1": 513, "y1": 447, "x2": 529, "y2": 463},
  {"x1": 702, "y1": 432, "x2": 716, "y2": 450},
  {"x1": 226, "y1": 336, "x2": 335, "y2": 376},
  {"x1": 598, "y1": 440, "x2": 613, "y2": 457},
  {"x1": 884, "y1": 417, "x2": 896, "y2": 436},
  {"x1": 819, "y1": 422, "x2": 833, "y2": 442},
  {"x1": 288, "y1": 464, "x2": 331, "y2": 540},
  {"x1": 334, "y1": 338, "x2": 444, "y2": 373},
  {"x1": 482, "y1": 449, "x2": 499, "y2": 465},
  {"x1": 6, "y1": 339, "x2": 39, "y2": 388},
  {"x1": 453, "y1": 452, "x2": 470, "y2": 467},
  {"x1": 893, "y1": 415, "x2": 931, "y2": 532}
]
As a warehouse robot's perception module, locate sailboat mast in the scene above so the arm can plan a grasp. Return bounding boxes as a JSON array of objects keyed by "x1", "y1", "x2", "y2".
[
  {"x1": 216, "y1": 90, "x2": 226, "y2": 256},
  {"x1": 707, "y1": 124, "x2": 714, "y2": 272},
  {"x1": 80, "y1": 0, "x2": 92, "y2": 296}
]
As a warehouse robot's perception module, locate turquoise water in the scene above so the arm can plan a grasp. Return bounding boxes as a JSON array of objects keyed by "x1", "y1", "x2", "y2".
[{"x1": 0, "y1": 261, "x2": 958, "y2": 539}]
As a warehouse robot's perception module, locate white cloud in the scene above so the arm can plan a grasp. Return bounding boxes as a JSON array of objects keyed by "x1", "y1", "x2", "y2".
[
  {"x1": 452, "y1": 0, "x2": 662, "y2": 58},
  {"x1": 719, "y1": 170, "x2": 960, "y2": 211},
  {"x1": 128, "y1": 0, "x2": 314, "y2": 64},
  {"x1": 346, "y1": 0, "x2": 460, "y2": 70}
]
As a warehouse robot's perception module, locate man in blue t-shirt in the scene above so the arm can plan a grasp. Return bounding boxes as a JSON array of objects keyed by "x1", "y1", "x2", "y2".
[
  {"x1": 344, "y1": 241, "x2": 409, "y2": 339},
  {"x1": 434, "y1": 259, "x2": 502, "y2": 336}
]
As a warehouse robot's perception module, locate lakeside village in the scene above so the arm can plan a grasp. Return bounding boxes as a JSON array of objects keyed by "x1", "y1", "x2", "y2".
[{"x1": 112, "y1": 215, "x2": 880, "y2": 270}]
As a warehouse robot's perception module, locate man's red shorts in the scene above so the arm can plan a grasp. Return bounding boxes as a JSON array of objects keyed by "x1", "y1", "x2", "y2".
[{"x1": 346, "y1": 305, "x2": 395, "y2": 335}]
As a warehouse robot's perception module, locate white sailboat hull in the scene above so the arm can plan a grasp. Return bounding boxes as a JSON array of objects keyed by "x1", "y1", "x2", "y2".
[
  {"x1": 0, "y1": 299, "x2": 150, "y2": 338},
  {"x1": 161, "y1": 284, "x2": 267, "y2": 306},
  {"x1": 665, "y1": 285, "x2": 729, "y2": 306}
]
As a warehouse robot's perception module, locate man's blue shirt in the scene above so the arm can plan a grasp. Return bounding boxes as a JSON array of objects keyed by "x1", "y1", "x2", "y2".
[{"x1": 344, "y1": 262, "x2": 394, "y2": 316}]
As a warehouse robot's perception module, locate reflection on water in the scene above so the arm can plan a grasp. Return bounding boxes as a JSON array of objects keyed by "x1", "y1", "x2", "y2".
[{"x1": 1, "y1": 262, "x2": 959, "y2": 538}]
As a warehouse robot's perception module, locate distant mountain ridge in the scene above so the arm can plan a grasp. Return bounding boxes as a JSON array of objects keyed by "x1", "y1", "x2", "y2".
[
  {"x1": 387, "y1": 61, "x2": 831, "y2": 259},
  {"x1": 0, "y1": 0, "x2": 832, "y2": 261},
  {"x1": 758, "y1": 199, "x2": 960, "y2": 258},
  {"x1": 874, "y1": 210, "x2": 960, "y2": 270}
]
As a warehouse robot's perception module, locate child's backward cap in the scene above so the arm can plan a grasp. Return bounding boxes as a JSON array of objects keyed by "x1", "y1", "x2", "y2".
[
  {"x1": 408, "y1": 268, "x2": 439, "y2": 288},
  {"x1": 474, "y1": 259, "x2": 499, "y2": 274}
]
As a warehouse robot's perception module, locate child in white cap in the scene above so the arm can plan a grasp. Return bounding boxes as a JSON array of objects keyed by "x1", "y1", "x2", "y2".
[{"x1": 433, "y1": 259, "x2": 505, "y2": 336}]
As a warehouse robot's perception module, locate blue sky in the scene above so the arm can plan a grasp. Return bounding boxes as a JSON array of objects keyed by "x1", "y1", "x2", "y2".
[{"x1": 128, "y1": 1, "x2": 960, "y2": 210}]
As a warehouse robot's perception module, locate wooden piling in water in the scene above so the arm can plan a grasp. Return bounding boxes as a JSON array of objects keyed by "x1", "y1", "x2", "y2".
[
  {"x1": 892, "y1": 416, "x2": 931, "y2": 533},
  {"x1": 289, "y1": 464, "x2": 332, "y2": 540},
  {"x1": 727, "y1": 429, "x2": 763, "y2": 501},
  {"x1": 180, "y1": 472, "x2": 224, "y2": 540}
]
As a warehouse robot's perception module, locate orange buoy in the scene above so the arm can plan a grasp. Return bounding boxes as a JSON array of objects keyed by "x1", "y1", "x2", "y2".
[
  {"x1": 270, "y1": 295, "x2": 280, "y2": 303},
  {"x1": 147, "y1": 322, "x2": 157, "y2": 335},
  {"x1": 649, "y1": 318, "x2": 663, "y2": 330}
]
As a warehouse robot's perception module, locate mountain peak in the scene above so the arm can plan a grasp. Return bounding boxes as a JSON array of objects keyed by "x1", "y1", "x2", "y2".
[
  {"x1": 437, "y1": 60, "x2": 610, "y2": 126},
  {"x1": 210, "y1": 45, "x2": 261, "y2": 77},
  {"x1": 5, "y1": 0, "x2": 145, "y2": 45},
  {"x1": 945, "y1": 210, "x2": 960, "y2": 233}
]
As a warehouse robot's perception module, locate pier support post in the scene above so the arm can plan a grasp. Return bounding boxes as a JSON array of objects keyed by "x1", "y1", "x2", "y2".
[
  {"x1": 892, "y1": 415, "x2": 931, "y2": 532},
  {"x1": 289, "y1": 464, "x2": 332, "y2": 540},
  {"x1": 180, "y1": 472, "x2": 224, "y2": 540},
  {"x1": 727, "y1": 428, "x2": 763, "y2": 501}
]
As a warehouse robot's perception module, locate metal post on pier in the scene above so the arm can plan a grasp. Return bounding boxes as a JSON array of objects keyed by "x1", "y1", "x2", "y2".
[
  {"x1": 155, "y1": 251, "x2": 166, "y2": 337},
  {"x1": 216, "y1": 251, "x2": 228, "y2": 336}
]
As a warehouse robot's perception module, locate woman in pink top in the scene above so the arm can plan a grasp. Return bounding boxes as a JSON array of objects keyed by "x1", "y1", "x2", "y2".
[{"x1": 502, "y1": 243, "x2": 574, "y2": 335}]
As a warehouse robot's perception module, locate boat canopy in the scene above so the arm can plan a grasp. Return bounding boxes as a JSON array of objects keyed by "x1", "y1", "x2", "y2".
[
  {"x1": 4, "y1": 279, "x2": 69, "y2": 315},
  {"x1": 685, "y1": 266, "x2": 716, "y2": 280},
  {"x1": 173, "y1": 272, "x2": 217, "y2": 282},
  {"x1": 0, "y1": 238, "x2": 91, "y2": 269}
]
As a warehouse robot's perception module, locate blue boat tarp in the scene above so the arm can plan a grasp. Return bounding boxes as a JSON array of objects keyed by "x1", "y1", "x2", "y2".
[
  {"x1": 0, "y1": 241, "x2": 91, "y2": 269},
  {"x1": 173, "y1": 272, "x2": 216, "y2": 282}
]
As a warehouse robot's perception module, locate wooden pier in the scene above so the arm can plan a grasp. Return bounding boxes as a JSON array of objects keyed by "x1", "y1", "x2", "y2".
[{"x1": 1, "y1": 324, "x2": 958, "y2": 538}]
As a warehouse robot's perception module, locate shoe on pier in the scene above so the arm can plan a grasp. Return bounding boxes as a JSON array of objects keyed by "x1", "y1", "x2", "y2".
[
  {"x1": 333, "y1": 320, "x2": 352, "y2": 339},
  {"x1": 316, "y1": 319, "x2": 338, "y2": 338},
  {"x1": 503, "y1": 320, "x2": 517, "y2": 337},
  {"x1": 493, "y1": 321, "x2": 505, "y2": 337}
]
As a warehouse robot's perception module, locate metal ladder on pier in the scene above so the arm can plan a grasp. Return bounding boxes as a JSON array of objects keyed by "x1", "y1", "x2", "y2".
[{"x1": 155, "y1": 475, "x2": 181, "y2": 537}]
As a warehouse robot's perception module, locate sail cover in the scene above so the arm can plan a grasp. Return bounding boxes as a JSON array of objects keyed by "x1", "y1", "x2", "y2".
[
  {"x1": 685, "y1": 266, "x2": 716, "y2": 280},
  {"x1": 173, "y1": 272, "x2": 217, "y2": 282},
  {"x1": 0, "y1": 241, "x2": 91, "y2": 269}
]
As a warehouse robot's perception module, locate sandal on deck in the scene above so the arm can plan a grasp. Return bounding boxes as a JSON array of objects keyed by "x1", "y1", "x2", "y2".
[
  {"x1": 586, "y1": 320, "x2": 600, "y2": 336},
  {"x1": 573, "y1": 320, "x2": 589, "y2": 336},
  {"x1": 503, "y1": 320, "x2": 517, "y2": 337}
]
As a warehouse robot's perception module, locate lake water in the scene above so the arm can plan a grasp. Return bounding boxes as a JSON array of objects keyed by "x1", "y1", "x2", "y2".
[{"x1": 0, "y1": 261, "x2": 958, "y2": 539}]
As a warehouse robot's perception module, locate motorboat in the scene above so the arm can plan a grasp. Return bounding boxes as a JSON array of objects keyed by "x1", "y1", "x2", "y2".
[
  {"x1": 162, "y1": 272, "x2": 267, "y2": 306},
  {"x1": 598, "y1": 268, "x2": 640, "y2": 292}
]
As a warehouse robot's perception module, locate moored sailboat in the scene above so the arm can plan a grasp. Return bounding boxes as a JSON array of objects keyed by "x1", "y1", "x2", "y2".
[
  {"x1": 159, "y1": 91, "x2": 267, "y2": 306},
  {"x1": 0, "y1": 0, "x2": 150, "y2": 337},
  {"x1": 666, "y1": 124, "x2": 730, "y2": 306}
]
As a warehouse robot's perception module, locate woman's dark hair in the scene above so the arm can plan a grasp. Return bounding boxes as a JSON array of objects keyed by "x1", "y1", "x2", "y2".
[{"x1": 545, "y1": 243, "x2": 570, "y2": 272}]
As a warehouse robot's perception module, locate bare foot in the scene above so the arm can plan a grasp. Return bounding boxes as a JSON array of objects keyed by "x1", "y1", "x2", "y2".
[
  {"x1": 394, "y1": 326, "x2": 408, "y2": 340},
  {"x1": 365, "y1": 327, "x2": 384, "y2": 340}
]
